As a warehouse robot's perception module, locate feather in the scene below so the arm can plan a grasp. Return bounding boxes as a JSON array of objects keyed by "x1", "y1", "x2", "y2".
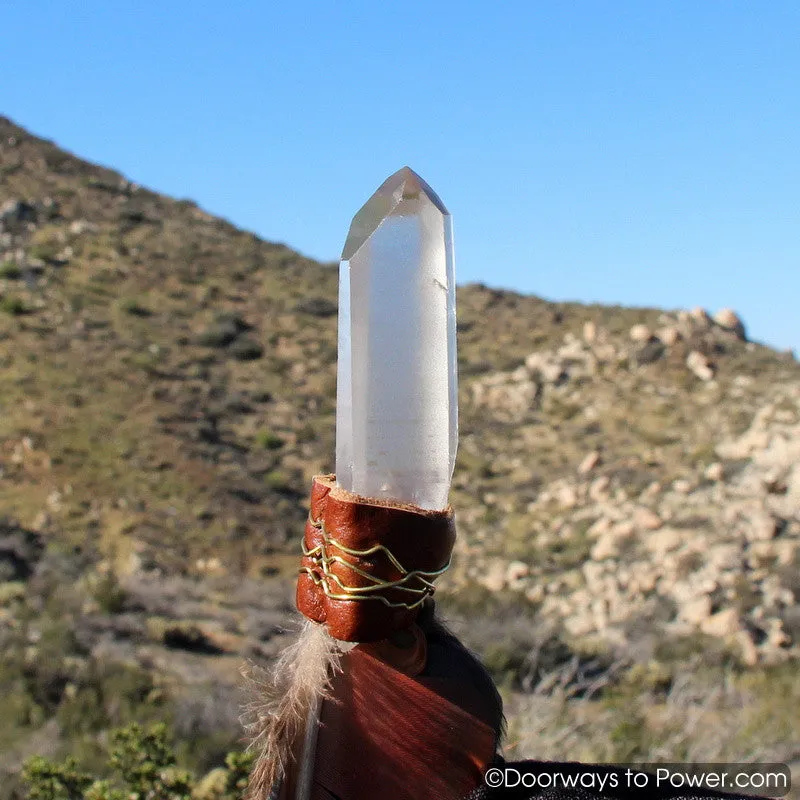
[{"x1": 241, "y1": 619, "x2": 342, "y2": 799}]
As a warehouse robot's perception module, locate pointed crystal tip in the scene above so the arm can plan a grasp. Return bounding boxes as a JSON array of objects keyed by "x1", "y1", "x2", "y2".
[
  {"x1": 336, "y1": 166, "x2": 458, "y2": 509},
  {"x1": 341, "y1": 167, "x2": 449, "y2": 261}
]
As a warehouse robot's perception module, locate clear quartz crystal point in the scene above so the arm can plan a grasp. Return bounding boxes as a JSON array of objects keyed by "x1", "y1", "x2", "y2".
[{"x1": 336, "y1": 166, "x2": 457, "y2": 510}]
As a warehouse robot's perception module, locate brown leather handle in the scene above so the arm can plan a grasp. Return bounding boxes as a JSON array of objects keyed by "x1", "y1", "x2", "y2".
[{"x1": 296, "y1": 475, "x2": 455, "y2": 642}]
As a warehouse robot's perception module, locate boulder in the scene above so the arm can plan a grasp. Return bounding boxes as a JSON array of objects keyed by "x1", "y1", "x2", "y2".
[
  {"x1": 689, "y1": 306, "x2": 713, "y2": 328},
  {"x1": 506, "y1": 560, "x2": 529, "y2": 589},
  {"x1": 681, "y1": 596, "x2": 713, "y2": 625},
  {"x1": 656, "y1": 326, "x2": 681, "y2": 346},
  {"x1": 713, "y1": 308, "x2": 746, "y2": 340},
  {"x1": 633, "y1": 507, "x2": 662, "y2": 531},
  {"x1": 704, "y1": 462, "x2": 724, "y2": 481},
  {"x1": 701, "y1": 608, "x2": 741, "y2": 637},
  {"x1": 578, "y1": 450, "x2": 601, "y2": 475},
  {"x1": 629, "y1": 324, "x2": 652, "y2": 343},
  {"x1": 686, "y1": 350, "x2": 715, "y2": 381}
]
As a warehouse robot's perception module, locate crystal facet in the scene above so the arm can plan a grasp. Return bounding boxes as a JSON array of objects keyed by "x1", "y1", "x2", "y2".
[{"x1": 336, "y1": 167, "x2": 457, "y2": 510}]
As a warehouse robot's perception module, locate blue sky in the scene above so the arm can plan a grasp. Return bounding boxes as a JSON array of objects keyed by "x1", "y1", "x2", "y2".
[{"x1": 3, "y1": 1, "x2": 798, "y2": 353}]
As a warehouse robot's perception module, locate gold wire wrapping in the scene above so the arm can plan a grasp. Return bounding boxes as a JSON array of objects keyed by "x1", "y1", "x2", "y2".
[{"x1": 300, "y1": 514, "x2": 450, "y2": 610}]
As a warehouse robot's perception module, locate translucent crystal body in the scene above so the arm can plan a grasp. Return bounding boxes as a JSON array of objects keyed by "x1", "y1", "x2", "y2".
[{"x1": 336, "y1": 167, "x2": 457, "y2": 510}]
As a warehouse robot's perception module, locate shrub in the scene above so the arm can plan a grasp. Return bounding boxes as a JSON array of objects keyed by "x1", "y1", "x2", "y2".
[
  {"x1": 197, "y1": 321, "x2": 238, "y2": 348},
  {"x1": 29, "y1": 242, "x2": 59, "y2": 262},
  {"x1": 294, "y1": 297, "x2": 337, "y2": 318},
  {"x1": 264, "y1": 470, "x2": 290, "y2": 490},
  {"x1": 228, "y1": 336, "x2": 263, "y2": 361},
  {"x1": 22, "y1": 723, "x2": 254, "y2": 800},
  {"x1": 254, "y1": 429, "x2": 283, "y2": 450},
  {"x1": 118, "y1": 298, "x2": 151, "y2": 317},
  {"x1": 88, "y1": 571, "x2": 127, "y2": 614},
  {"x1": 23, "y1": 756, "x2": 92, "y2": 800},
  {"x1": 0, "y1": 260, "x2": 21, "y2": 279},
  {"x1": 1, "y1": 295, "x2": 27, "y2": 315}
]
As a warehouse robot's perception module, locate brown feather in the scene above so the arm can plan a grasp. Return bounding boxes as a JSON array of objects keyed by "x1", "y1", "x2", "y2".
[{"x1": 241, "y1": 620, "x2": 342, "y2": 799}]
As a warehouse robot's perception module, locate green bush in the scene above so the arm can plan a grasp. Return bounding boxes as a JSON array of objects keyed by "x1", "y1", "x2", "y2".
[
  {"x1": 88, "y1": 571, "x2": 127, "y2": 614},
  {"x1": 264, "y1": 469, "x2": 290, "y2": 490},
  {"x1": 118, "y1": 298, "x2": 152, "y2": 317},
  {"x1": 254, "y1": 429, "x2": 283, "y2": 450},
  {"x1": 1, "y1": 295, "x2": 27, "y2": 315},
  {"x1": 22, "y1": 723, "x2": 254, "y2": 800},
  {"x1": 0, "y1": 260, "x2": 21, "y2": 278},
  {"x1": 29, "y1": 242, "x2": 59, "y2": 262},
  {"x1": 228, "y1": 337, "x2": 263, "y2": 361}
]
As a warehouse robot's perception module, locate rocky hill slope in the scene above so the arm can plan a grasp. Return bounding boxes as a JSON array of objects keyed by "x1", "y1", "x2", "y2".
[{"x1": 1, "y1": 116, "x2": 798, "y2": 793}]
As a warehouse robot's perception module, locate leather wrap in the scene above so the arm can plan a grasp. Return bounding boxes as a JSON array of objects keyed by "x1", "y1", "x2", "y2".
[{"x1": 296, "y1": 474, "x2": 455, "y2": 642}]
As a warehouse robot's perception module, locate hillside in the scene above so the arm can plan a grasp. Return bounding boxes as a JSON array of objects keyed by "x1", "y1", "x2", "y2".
[{"x1": 1, "y1": 116, "x2": 798, "y2": 794}]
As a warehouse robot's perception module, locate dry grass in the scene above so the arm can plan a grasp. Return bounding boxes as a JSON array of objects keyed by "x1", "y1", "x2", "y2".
[{"x1": 504, "y1": 661, "x2": 800, "y2": 798}]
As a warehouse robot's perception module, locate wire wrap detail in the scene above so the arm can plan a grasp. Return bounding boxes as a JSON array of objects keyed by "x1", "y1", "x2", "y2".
[{"x1": 299, "y1": 513, "x2": 450, "y2": 610}]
